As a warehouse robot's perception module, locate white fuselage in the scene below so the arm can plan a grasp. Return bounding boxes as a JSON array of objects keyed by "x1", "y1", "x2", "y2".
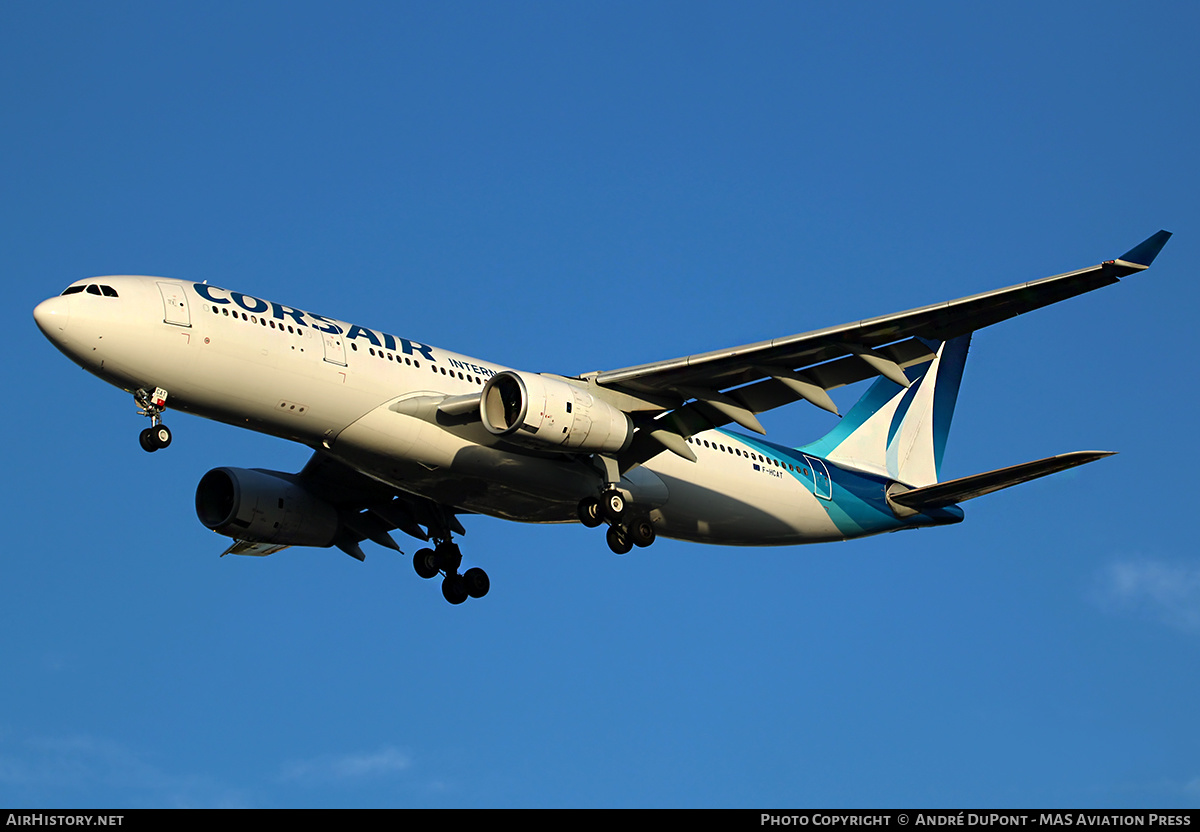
[{"x1": 34, "y1": 276, "x2": 924, "y2": 547}]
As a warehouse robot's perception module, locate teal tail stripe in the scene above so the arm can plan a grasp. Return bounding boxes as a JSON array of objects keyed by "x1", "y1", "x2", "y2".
[
  {"x1": 798, "y1": 362, "x2": 932, "y2": 459},
  {"x1": 798, "y1": 334, "x2": 971, "y2": 485},
  {"x1": 930, "y1": 334, "x2": 970, "y2": 478}
]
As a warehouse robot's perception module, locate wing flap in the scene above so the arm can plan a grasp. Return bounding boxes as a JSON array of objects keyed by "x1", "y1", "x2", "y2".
[{"x1": 220, "y1": 539, "x2": 292, "y2": 557}]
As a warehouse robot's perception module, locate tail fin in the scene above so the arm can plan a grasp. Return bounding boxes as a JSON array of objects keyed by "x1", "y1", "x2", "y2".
[{"x1": 800, "y1": 334, "x2": 971, "y2": 485}]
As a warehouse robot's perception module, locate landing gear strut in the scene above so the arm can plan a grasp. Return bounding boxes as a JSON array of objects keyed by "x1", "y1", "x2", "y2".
[
  {"x1": 135, "y1": 387, "x2": 172, "y2": 452},
  {"x1": 411, "y1": 540, "x2": 490, "y2": 605}
]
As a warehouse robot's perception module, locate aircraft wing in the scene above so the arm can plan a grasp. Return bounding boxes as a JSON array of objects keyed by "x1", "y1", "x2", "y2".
[
  {"x1": 588, "y1": 231, "x2": 1171, "y2": 470},
  {"x1": 219, "y1": 451, "x2": 466, "y2": 560}
]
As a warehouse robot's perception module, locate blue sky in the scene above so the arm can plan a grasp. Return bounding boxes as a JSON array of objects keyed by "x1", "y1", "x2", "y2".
[{"x1": 3, "y1": 1, "x2": 1198, "y2": 808}]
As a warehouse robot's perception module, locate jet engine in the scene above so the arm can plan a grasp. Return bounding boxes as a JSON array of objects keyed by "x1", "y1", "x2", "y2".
[
  {"x1": 480, "y1": 371, "x2": 633, "y2": 454},
  {"x1": 195, "y1": 467, "x2": 340, "y2": 546}
]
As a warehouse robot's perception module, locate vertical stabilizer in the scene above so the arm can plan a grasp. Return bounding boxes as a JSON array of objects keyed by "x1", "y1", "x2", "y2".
[{"x1": 800, "y1": 335, "x2": 971, "y2": 485}]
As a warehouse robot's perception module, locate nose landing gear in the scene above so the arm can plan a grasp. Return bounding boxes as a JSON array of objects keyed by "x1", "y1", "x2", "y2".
[{"x1": 135, "y1": 387, "x2": 172, "y2": 452}]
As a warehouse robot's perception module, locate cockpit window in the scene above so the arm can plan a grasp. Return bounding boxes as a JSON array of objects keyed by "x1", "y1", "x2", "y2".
[{"x1": 61, "y1": 283, "x2": 119, "y2": 297}]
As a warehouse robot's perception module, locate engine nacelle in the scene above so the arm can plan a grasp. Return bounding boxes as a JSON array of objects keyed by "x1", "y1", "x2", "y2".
[
  {"x1": 195, "y1": 467, "x2": 340, "y2": 546},
  {"x1": 481, "y1": 371, "x2": 633, "y2": 454}
]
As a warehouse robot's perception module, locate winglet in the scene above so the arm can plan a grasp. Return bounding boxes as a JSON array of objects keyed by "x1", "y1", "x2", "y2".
[{"x1": 1119, "y1": 230, "x2": 1172, "y2": 266}]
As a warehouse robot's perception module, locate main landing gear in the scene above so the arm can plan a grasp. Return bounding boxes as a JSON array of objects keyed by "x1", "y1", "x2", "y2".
[
  {"x1": 135, "y1": 387, "x2": 172, "y2": 452},
  {"x1": 411, "y1": 540, "x2": 490, "y2": 605},
  {"x1": 578, "y1": 488, "x2": 657, "y2": 555}
]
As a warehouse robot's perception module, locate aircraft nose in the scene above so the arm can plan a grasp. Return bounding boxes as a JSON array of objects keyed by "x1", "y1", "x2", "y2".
[{"x1": 33, "y1": 295, "x2": 70, "y2": 340}]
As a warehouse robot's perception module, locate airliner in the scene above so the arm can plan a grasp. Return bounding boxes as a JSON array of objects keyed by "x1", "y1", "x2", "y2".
[{"x1": 32, "y1": 231, "x2": 1171, "y2": 604}]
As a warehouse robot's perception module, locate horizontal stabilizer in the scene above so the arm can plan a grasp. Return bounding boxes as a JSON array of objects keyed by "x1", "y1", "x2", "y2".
[{"x1": 888, "y1": 451, "x2": 1115, "y2": 510}]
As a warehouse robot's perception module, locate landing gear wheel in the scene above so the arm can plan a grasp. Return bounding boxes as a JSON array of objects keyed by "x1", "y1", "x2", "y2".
[
  {"x1": 600, "y1": 490, "x2": 626, "y2": 523},
  {"x1": 629, "y1": 516, "x2": 656, "y2": 548},
  {"x1": 463, "y1": 567, "x2": 490, "y2": 599},
  {"x1": 138, "y1": 427, "x2": 158, "y2": 453},
  {"x1": 151, "y1": 425, "x2": 172, "y2": 449},
  {"x1": 606, "y1": 525, "x2": 633, "y2": 555},
  {"x1": 577, "y1": 497, "x2": 603, "y2": 528},
  {"x1": 442, "y1": 574, "x2": 469, "y2": 605},
  {"x1": 138, "y1": 424, "x2": 171, "y2": 452},
  {"x1": 413, "y1": 548, "x2": 439, "y2": 580}
]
